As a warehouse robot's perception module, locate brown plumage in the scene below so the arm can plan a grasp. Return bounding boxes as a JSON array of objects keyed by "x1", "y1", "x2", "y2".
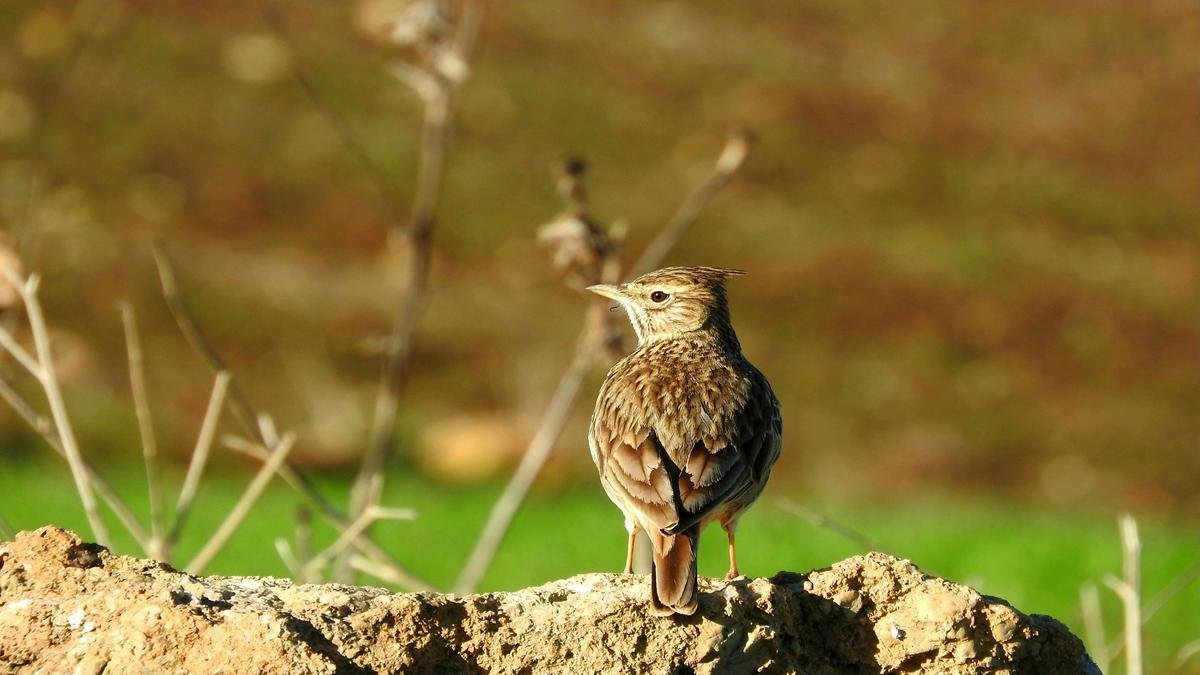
[{"x1": 587, "y1": 266, "x2": 782, "y2": 616}]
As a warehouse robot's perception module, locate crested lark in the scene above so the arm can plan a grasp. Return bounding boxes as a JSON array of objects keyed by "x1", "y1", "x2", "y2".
[{"x1": 587, "y1": 266, "x2": 782, "y2": 616}]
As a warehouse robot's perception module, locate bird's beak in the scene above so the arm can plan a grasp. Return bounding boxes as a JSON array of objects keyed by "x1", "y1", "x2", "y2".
[{"x1": 585, "y1": 284, "x2": 625, "y2": 301}]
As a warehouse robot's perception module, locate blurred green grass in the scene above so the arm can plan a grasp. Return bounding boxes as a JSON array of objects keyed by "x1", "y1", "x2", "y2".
[{"x1": 2, "y1": 455, "x2": 1197, "y2": 671}]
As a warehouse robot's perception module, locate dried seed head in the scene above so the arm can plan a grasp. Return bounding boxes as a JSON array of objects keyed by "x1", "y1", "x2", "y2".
[{"x1": 537, "y1": 213, "x2": 612, "y2": 288}]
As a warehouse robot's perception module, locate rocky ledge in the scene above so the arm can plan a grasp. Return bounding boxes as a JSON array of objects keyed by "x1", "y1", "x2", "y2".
[{"x1": 0, "y1": 526, "x2": 1096, "y2": 673}]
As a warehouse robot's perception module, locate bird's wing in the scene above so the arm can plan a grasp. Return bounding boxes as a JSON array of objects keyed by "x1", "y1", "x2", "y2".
[
  {"x1": 593, "y1": 369, "x2": 782, "y2": 534},
  {"x1": 666, "y1": 369, "x2": 781, "y2": 533},
  {"x1": 591, "y1": 414, "x2": 679, "y2": 530}
]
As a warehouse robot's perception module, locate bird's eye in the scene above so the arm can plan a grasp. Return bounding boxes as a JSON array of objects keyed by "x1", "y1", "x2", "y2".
[{"x1": 650, "y1": 290, "x2": 669, "y2": 303}]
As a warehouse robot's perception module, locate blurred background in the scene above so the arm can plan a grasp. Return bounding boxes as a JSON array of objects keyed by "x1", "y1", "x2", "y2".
[{"x1": 0, "y1": 0, "x2": 1197, "y2": 670}]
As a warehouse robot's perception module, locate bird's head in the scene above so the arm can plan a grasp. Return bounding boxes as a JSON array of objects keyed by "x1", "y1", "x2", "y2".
[{"x1": 587, "y1": 266, "x2": 745, "y2": 347}]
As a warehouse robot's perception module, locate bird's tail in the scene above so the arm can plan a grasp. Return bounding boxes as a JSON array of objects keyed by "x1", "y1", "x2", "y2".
[{"x1": 649, "y1": 525, "x2": 699, "y2": 616}]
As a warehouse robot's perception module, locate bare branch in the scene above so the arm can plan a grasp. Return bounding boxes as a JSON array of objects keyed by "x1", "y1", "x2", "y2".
[
  {"x1": 349, "y1": 100, "x2": 448, "y2": 526},
  {"x1": 1101, "y1": 528, "x2": 1199, "y2": 665},
  {"x1": 0, "y1": 372, "x2": 54, "y2": 439},
  {"x1": 0, "y1": 328, "x2": 41, "y2": 377},
  {"x1": 152, "y1": 243, "x2": 260, "y2": 441},
  {"x1": 1102, "y1": 514, "x2": 1142, "y2": 675},
  {"x1": 453, "y1": 0, "x2": 485, "y2": 63},
  {"x1": 629, "y1": 129, "x2": 753, "y2": 277},
  {"x1": 119, "y1": 302, "x2": 165, "y2": 559},
  {"x1": 303, "y1": 504, "x2": 416, "y2": 581},
  {"x1": 0, "y1": 269, "x2": 109, "y2": 546},
  {"x1": 0, "y1": 374, "x2": 149, "y2": 549},
  {"x1": 348, "y1": 0, "x2": 486, "y2": 570},
  {"x1": 221, "y1": 434, "x2": 435, "y2": 591},
  {"x1": 347, "y1": 553, "x2": 433, "y2": 591},
  {"x1": 186, "y1": 433, "x2": 297, "y2": 575},
  {"x1": 776, "y1": 500, "x2": 885, "y2": 553},
  {"x1": 152, "y1": 243, "x2": 358, "y2": 536},
  {"x1": 168, "y1": 371, "x2": 230, "y2": 549}
]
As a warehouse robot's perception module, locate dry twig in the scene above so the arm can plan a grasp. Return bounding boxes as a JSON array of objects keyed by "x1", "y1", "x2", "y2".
[
  {"x1": 186, "y1": 432, "x2": 297, "y2": 574},
  {"x1": 1099, "y1": 538, "x2": 1200, "y2": 665},
  {"x1": 347, "y1": 553, "x2": 431, "y2": 589},
  {"x1": 1103, "y1": 514, "x2": 1143, "y2": 675},
  {"x1": 167, "y1": 371, "x2": 230, "y2": 550},
  {"x1": 349, "y1": 0, "x2": 485, "y2": 545},
  {"x1": 274, "y1": 538, "x2": 303, "y2": 579},
  {"x1": 220, "y1": 434, "x2": 435, "y2": 590},
  {"x1": 454, "y1": 348, "x2": 595, "y2": 593},
  {"x1": 119, "y1": 303, "x2": 166, "y2": 559},
  {"x1": 0, "y1": 269, "x2": 109, "y2": 546},
  {"x1": 152, "y1": 244, "x2": 266, "y2": 446},
  {"x1": 302, "y1": 505, "x2": 417, "y2": 580},
  {"x1": 153, "y1": 245, "x2": 404, "y2": 563},
  {"x1": 0, "y1": 374, "x2": 149, "y2": 548},
  {"x1": 630, "y1": 130, "x2": 753, "y2": 277}
]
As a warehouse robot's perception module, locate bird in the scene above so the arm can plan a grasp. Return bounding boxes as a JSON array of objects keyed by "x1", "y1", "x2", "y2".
[{"x1": 587, "y1": 266, "x2": 782, "y2": 616}]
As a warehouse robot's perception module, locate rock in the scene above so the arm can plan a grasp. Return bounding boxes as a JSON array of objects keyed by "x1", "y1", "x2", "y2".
[{"x1": 0, "y1": 526, "x2": 1098, "y2": 674}]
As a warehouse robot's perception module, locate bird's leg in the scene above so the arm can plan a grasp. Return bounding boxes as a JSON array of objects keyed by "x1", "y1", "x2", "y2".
[
  {"x1": 624, "y1": 523, "x2": 641, "y2": 574},
  {"x1": 723, "y1": 521, "x2": 740, "y2": 581}
]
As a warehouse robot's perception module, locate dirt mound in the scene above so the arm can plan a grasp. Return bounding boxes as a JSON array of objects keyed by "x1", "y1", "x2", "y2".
[{"x1": 0, "y1": 526, "x2": 1096, "y2": 673}]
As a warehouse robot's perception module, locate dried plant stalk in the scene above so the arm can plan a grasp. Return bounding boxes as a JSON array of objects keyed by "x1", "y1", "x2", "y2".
[
  {"x1": 0, "y1": 375, "x2": 150, "y2": 548},
  {"x1": 346, "y1": 553, "x2": 432, "y2": 591},
  {"x1": 0, "y1": 270, "x2": 109, "y2": 546},
  {"x1": 152, "y1": 244, "x2": 264, "y2": 446},
  {"x1": 274, "y1": 538, "x2": 302, "y2": 578},
  {"x1": 221, "y1": 434, "x2": 434, "y2": 590},
  {"x1": 154, "y1": 249, "x2": 355, "y2": 524},
  {"x1": 302, "y1": 505, "x2": 417, "y2": 580},
  {"x1": 119, "y1": 303, "x2": 166, "y2": 559},
  {"x1": 168, "y1": 371, "x2": 230, "y2": 549},
  {"x1": 349, "y1": 0, "x2": 485, "y2": 546},
  {"x1": 629, "y1": 130, "x2": 752, "y2": 277},
  {"x1": 1103, "y1": 514, "x2": 1143, "y2": 675},
  {"x1": 185, "y1": 433, "x2": 297, "y2": 574}
]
